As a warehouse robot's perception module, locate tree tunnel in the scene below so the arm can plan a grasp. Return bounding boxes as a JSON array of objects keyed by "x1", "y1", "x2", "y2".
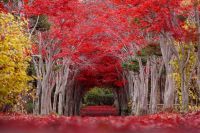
[
  {"x1": 52, "y1": 55, "x2": 129, "y2": 116},
  {"x1": 21, "y1": 0, "x2": 130, "y2": 116},
  {"x1": 1, "y1": 0, "x2": 200, "y2": 117},
  {"x1": 63, "y1": 86, "x2": 129, "y2": 116},
  {"x1": 80, "y1": 87, "x2": 124, "y2": 116}
]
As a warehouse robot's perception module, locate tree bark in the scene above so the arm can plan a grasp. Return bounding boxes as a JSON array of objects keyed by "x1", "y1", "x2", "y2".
[
  {"x1": 149, "y1": 56, "x2": 163, "y2": 114},
  {"x1": 159, "y1": 34, "x2": 175, "y2": 109},
  {"x1": 138, "y1": 58, "x2": 150, "y2": 115}
]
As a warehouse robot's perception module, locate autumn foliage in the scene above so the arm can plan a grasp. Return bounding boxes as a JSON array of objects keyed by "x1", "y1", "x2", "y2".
[
  {"x1": 24, "y1": 0, "x2": 127, "y2": 89},
  {"x1": 0, "y1": 112, "x2": 200, "y2": 133},
  {"x1": 0, "y1": 12, "x2": 31, "y2": 109},
  {"x1": 0, "y1": 0, "x2": 200, "y2": 116},
  {"x1": 80, "y1": 106, "x2": 118, "y2": 116}
]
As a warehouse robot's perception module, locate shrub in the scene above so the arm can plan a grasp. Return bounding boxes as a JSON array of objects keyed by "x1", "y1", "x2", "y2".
[{"x1": 84, "y1": 88, "x2": 114, "y2": 106}]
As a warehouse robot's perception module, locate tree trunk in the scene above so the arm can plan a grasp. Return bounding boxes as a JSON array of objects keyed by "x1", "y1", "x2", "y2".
[
  {"x1": 180, "y1": 70, "x2": 189, "y2": 111},
  {"x1": 58, "y1": 93, "x2": 63, "y2": 115},
  {"x1": 53, "y1": 92, "x2": 58, "y2": 113},
  {"x1": 133, "y1": 74, "x2": 140, "y2": 115},
  {"x1": 33, "y1": 79, "x2": 41, "y2": 115},
  {"x1": 64, "y1": 80, "x2": 74, "y2": 116},
  {"x1": 126, "y1": 71, "x2": 135, "y2": 115},
  {"x1": 40, "y1": 89, "x2": 48, "y2": 115},
  {"x1": 116, "y1": 87, "x2": 128, "y2": 116},
  {"x1": 150, "y1": 56, "x2": 163, "y2": 114},
  {"x1": 160, "y1": 34, "x2": 175, "y2": 110},
  {"x1": 137, "y1": 58, "x2": 150, "y2": 115}
]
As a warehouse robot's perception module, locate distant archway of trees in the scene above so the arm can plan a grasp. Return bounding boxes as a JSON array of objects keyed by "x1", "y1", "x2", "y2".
[{"x1": 0, "y1": 0, "x2": 200, "y2": 115}]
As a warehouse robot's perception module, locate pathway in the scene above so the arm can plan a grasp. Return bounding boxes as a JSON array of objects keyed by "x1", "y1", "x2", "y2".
[{"x1": 80, "y1": 105, "x2": 118, "y2": 116}]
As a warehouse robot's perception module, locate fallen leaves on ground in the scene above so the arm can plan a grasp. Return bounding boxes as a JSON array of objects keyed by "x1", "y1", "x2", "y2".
[{"x1": 0, "y1": 111, "x2": 199, "y2": 133}]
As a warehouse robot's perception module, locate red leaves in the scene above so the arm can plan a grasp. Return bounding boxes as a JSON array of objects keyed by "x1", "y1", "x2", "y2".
[
  {"x1": 114, "y1": 81, "x2": 125, "y2": 87},
  {"x1": 0, "y1": 112, "x2": 200, "y2": 133},
  {"x1": 80, "y1": 106, "x2": 118, "y2": 116},
  {"x1": 23, "y1": 0, "x2": 29, "y2": 4},
  {"x1": 117, "y1": 0, "x2": 184, "y2": 35},
  {"x1": 137, "y1": 51, "x2": 142, "y2": 55},
  {"x1": 112, "y1": 0, "x2": 142, "y2": 6},
  {"x1": 24, "y1": 0, "x2": 195, "y2": 92},
  {"x1": 31, "y1": 44, "x2": 38, "y2": 54},
  {"x1": 76, "y1": 55, "x2": 124, "y2": 89},
  {"x1": 23, "y1": 0, "x2": 130, "y2": 90},
  {"x1": 0, "y1": 2, "x2": 7, "y2": 13}
]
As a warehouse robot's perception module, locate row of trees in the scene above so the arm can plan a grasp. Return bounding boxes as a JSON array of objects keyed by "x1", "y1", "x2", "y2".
[
  {"x1": 0, "y1": 0, "x2": 200, "y2": 115},
  {"x1": 118, "y1": 0, "x2": 200, "y2": 115},
  {"x1": 26, "y1": 0, "x2": 127, "y2": 115}
]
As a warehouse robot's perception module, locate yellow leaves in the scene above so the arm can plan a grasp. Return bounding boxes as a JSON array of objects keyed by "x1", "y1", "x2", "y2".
[
  {"x1": 0, "y1": 12, "x2": 31, "y2": 107},
  {"x1": 181, "y1": 0, "x2": 200, "y2": 6},
  {"x1": 171, "y1": 42, "x2": 197, "y2": 110},
  {"x1": 188, "y1": 105, "x2": 200, "y2": 111},
  {"x1": 181, "y1": 0, "x2": 192, "y2": 7}
]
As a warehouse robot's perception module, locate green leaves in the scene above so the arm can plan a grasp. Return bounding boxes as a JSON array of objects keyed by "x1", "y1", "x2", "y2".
[
  {"x1": 30, "y1": 15, "x2": 51, "y2": 31},
  {"x1": 84, "y1": 87, "x2": 114, "y2": 106}
]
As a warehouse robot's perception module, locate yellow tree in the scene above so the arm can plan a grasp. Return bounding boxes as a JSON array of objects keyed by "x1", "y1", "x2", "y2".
[
  {"x1": 171, "y1": 43, "x2": 198, "y2": 111},
  {"x1": 0, "y1": 12, "x2": 31, "y2": 110}
]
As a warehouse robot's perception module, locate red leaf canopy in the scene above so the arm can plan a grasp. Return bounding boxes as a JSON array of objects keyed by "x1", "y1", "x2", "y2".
[{"x1": 24, "y1": 0, "x2": 128, "y2": 90}]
